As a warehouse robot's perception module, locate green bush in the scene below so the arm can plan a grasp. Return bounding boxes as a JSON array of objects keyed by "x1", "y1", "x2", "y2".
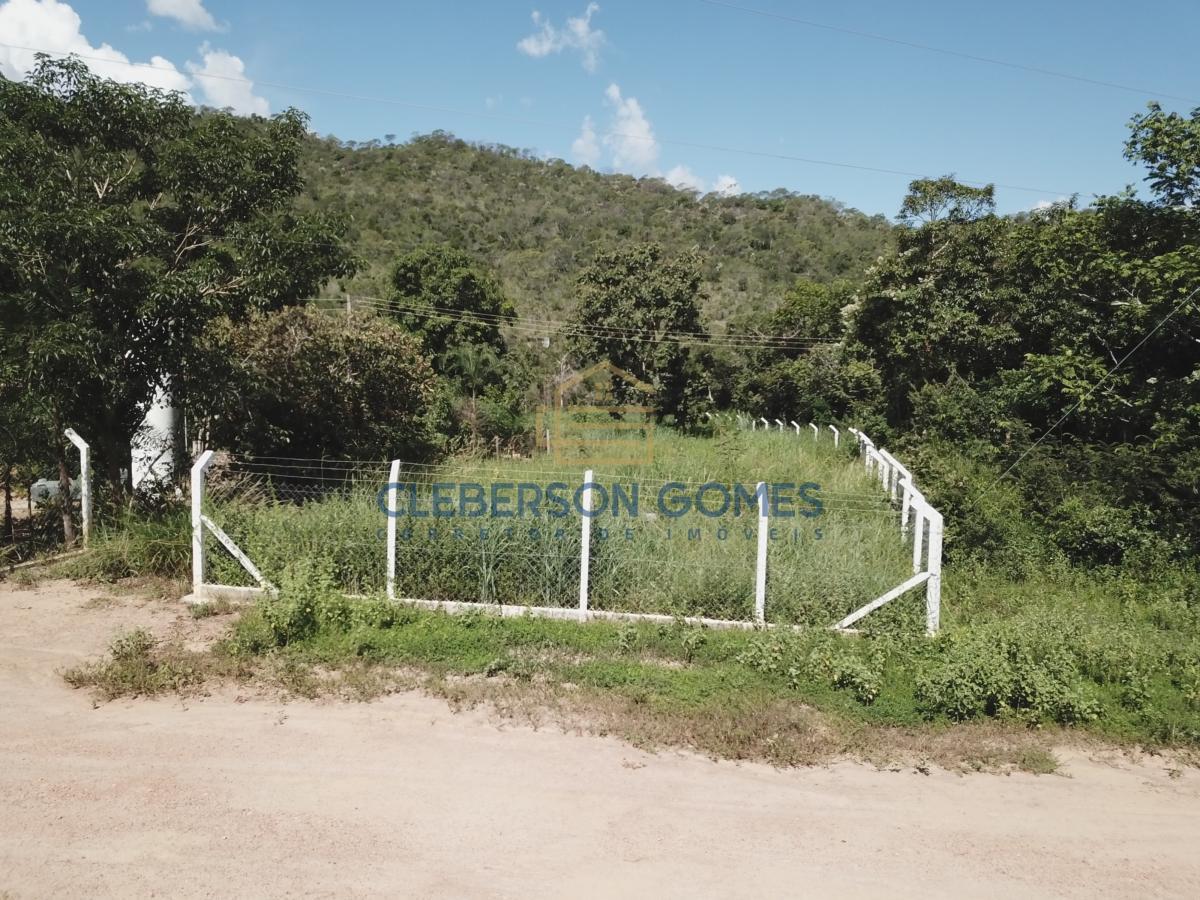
[
  {"x1": 915, "y1": 619, "x2": 1104, "y2": 724},
  {"x1": 737, "y1": 631, "x2": 885, "y2": 706},
  {"x1": 900, "y1": 443, "x2": 1051, "y2": 577},
  {"x1": 1048, "y1": 496, "x2": 1164, "y2": 567}
]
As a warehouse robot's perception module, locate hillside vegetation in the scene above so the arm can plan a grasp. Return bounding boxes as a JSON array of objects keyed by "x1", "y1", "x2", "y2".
[{"x1": 298, "y1": 131, "x2": 895, "y2": 322}]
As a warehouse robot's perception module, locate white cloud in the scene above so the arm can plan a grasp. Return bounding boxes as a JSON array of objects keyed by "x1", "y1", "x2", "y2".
[
  {"x1": 571, "y1": 114, "x2": 600, "y2": 166},
  {"x1": 188, "y1": 43, "x2": 268, "y2": 115},
  {"x1": 665, "y1": 165, "x2": 741, "y2": 196},
  {"x1": 146, "y1": 0, "x2": 219, "y2": 31},
  {"x1": 666, "y1": 164, "x2": 704, "y2": 193},
  {"x1": 0, "y1": 0, "x2": 192, "y2": 94},
  {"x1": 1033, "y1": 196, "x2": 1068, "y2": 211},
  {"x1": 603, "y1": 83, "x2": 658, "y2": 173},
  {"x1": 712, "y1": 174, "x2": 741, "y2": 197},
  {"x1": 517, "y1": 3, "x2": 605, "y2": 72},
  {"x1": 574, "y1": 83, "x2": 730, "y2": 192},
  {"x1": 0, "y1": 1, "x2": 267, "y2": 117}
]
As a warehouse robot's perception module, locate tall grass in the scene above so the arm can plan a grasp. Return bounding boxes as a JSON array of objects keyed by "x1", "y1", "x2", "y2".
[{"x1": 202, "y1": 427, "x2": 914, "y2": 626}]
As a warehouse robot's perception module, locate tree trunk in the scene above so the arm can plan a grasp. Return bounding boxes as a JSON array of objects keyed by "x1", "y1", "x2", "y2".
[
  {"x1": 56, "y1": 453, "x2": 76, "y2": 545},
  {"x1": 2, "y1": 465, "x2": 12, "y2": 545}
]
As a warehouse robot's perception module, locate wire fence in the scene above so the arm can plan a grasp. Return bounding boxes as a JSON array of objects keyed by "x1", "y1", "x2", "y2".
[{"x1": 193, "y1": 429, "x2": 938, "y2": 630}]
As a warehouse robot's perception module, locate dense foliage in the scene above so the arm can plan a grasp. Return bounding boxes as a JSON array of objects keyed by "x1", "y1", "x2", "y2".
[
  {"x1": 850, "y1": 180, "x2": 1200, "y2": 565},
  {"x1": 568, "y1": 243, "x2": 708, "y2": 423},
  {"x1": 191, "y1": 307, "x2": 440, "y2": 461},
  {"x1": 0, "y1": 57, "x2": 354, "y2": 497},
  {"x1": 298, "y1": 131, "x2": 895, "y2": 322},
  {"x1": 14, "y1": 59, "x2": 1200, "y2": 751}
]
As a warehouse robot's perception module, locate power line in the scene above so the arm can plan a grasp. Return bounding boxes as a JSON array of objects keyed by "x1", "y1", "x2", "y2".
[
  {"x1": 341, "y1": 294, "x2": 840, "y2": 351},
  {"x1": 348, "y1": 299, "x2": 832, "y2": 352},
  {"x1": 699, "y1": 0, "x2": 1198, "y2": 106},
  {"x1": 346, "y1": 295, "x2": 839, "y2": 347},
  {"x1": 1, "y1": 41, "x2": 1075, "y2": 197},
  {"x1": 973, "y1": 287, "x2": 1200, "y2": 505}
]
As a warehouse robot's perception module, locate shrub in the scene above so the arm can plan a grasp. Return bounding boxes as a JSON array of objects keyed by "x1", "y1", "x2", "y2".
[
  {"x1": 1048, "y1": 496, "x2": 1163, "y2": 568},
  {"x1": 737, "y1": 631, "x2": 884, "y2": 705},
  {"x1": 63, "y1": 628, "x2": 203, "y2": 699},
  {"x1": 915, "y1": 619, "x2": 1104, "y2": 725}
]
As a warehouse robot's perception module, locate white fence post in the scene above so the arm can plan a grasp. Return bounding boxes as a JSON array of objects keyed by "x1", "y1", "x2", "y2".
[
  {"x1": 911, "y1": 497, "x2": 926, "y2": 575},
  {"x1": 386, "y1": 459, "x2": 402, "y2": 600},
  {"x1": 579, "y1": 469, "x2": 593, "y2": 615},
  {"x1": 759, "y1": 417, "x2": 769, "y2": 430},
  {"x1": 754, "y1": 480, "x2": 767, "y2": 624},
  {"x1": 879, "y1": 449, "x2": 908, "y2": 504},
  {"x1": 808, "y1": 422, "x2": 819, "y2": 440},
  {"x1": 790, "y1": 420, "x2": 800, "y2": 435},
  {"x1": 63, "y1": 428, "x2": 91, "y2": 546},
  {"x1": 190, "y1": 450, "x2": 214, "y2": 597},
  {"x1": 828, "y1": 425, "x2": 839, "y2": 448},
  {"x1": 925, "y1": 508, "x2": 944, "y2": 634},
  {"x1": 775, "y1": 418, "x2": 785, "y2": 431},
  {"x1": 900, "y1": 474, "x2": 913, "y2": 538}
]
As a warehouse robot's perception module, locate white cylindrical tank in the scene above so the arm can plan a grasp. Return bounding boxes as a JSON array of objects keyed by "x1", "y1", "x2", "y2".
[{"x1": 131, "y1": 382, "x2": 179, "y2": 489}]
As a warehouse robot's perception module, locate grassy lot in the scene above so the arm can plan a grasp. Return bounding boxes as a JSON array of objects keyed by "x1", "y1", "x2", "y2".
[
  {"x1": 201, "y1": 427, "x2": 914, "y2": 627},
  {"x1": 62, "y1": 426, "x2": 1200, "y2": 767}
]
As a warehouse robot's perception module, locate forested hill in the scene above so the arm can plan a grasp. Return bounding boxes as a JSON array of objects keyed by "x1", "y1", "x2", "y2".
[{"x1": 299, "y1": 131, "x2": 895, "y2": 322}]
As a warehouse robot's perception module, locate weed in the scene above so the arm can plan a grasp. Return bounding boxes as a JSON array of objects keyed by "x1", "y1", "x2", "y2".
[
  {"x1": 190, "y1": 598, "x2": 238, "y2": 618},
  {"x1": 62, "y1": 629, "x2": 207, "y2": 700}
]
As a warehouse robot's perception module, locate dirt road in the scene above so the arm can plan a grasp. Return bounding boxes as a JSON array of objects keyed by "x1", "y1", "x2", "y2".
[{"x1": 1, "y1": 579, "x2": 1198, "y2": 898}]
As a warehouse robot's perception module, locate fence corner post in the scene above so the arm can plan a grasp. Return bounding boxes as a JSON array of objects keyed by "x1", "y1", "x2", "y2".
[
  {"x1": 900, "y1": 475, "x2": 913, "y2": 538},
  {"x1": 925, "y1": 507, "x2": 943, "y2": 634},
  {"x1": 579, "y1": 469, "x2": 593, "y2": 617},
  {"x1": 190, "y1": 449, "x2": 215, "y2": 598},
  {"x1": 386, "y1": 459, "x2": 402, "y2": 601},
  {"x1": 754, "y1": 480, "x2": 768, "y2": 624},
  {"x1": 63, "y1": 428, "x2": 91, "y2": 546},
  {"x1": 911, "y1": 494, "x2": 926, "y2": 575}
]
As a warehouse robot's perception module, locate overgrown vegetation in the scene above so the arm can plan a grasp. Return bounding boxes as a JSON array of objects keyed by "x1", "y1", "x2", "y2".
[
  {"x1": 202, "y1": 430, "x2": 913, "y2": 626},
  {"x1": 7, "y1": 59, "x2": 1200, "y2": 765},
  {"x1": 299, "y1": 131, "x2": 895, "y2": 324},
  {"x1": 63, "y1": 557, "x2": 1199, "y2": 766}
]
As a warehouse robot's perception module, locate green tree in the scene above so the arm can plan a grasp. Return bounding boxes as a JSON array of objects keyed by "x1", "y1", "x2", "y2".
[
  {"x1": 0, "y1": 57, "x2": 355, "y2": 496},
  {"x1": 297, "y1": 130, "x2": 894, "y2": 324},
  {"x1": 194, "y1": 307, "x2": 438, "y2": 460},
  {"x1": 389, "y1": 246, "x2": 514, "y2": 360},
  {"x1": 897, "y1": 175, "x2": 996, "y2": 225},
  {"x1": 440, "y1": 343, "x2": 500, "y2": 438},
  {"x1": 569, "y1": 244, "x2": 707, "y2": 424},
  {"x1": 1125, "y1": 102, "x2": 1200, "y2": 207},
  {"x1": 731, "y1": 279, "x2": 873, "y2": 421},
  {"x1": 852, "y1": 131, "x2": 1200, "y2": 553}
]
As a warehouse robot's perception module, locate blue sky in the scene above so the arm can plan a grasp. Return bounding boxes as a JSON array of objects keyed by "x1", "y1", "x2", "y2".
[{"x1": 2, "y1": 0, "x2": 1197, "y2": 216}]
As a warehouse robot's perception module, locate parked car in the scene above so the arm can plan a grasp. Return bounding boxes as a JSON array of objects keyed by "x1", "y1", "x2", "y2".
[{"x1": 29, "y1": 476, "x2": 81, "y2": 503}]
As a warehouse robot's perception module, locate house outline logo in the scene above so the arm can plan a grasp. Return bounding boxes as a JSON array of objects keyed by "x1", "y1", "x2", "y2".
[{"x1": 537, "y1": 360, "x2": 657, "y2": 467}]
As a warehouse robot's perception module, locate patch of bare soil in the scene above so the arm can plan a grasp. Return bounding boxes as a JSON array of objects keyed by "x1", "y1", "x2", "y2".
[{"x1": 1, "y1": 578, "x2": 1198, "y2": 898}]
